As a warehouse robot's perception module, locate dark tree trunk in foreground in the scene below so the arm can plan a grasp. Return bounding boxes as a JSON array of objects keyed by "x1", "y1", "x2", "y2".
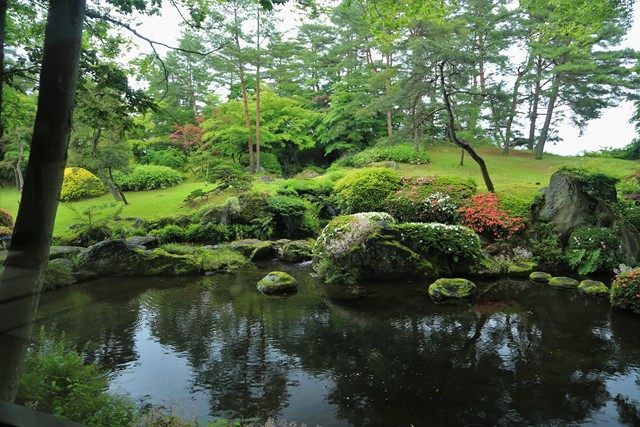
[
  {"x1": 439, "y1": 61, "x2": 495, "y2": 192},
  {"x1": 0, "y1": 0, "x2": 8, "y2": 139},
  {"x1": 0, "y1": 0, "x2": 86, "y2": 401}
]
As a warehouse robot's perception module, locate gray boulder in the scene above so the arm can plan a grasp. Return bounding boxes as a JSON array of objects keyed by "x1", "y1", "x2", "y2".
[
  {"x1": 128, "y1": 235, "x2": 160, "y2": 249},
  {"x1": 49, "y1": 246, "x2": 86, "y2": 260}
]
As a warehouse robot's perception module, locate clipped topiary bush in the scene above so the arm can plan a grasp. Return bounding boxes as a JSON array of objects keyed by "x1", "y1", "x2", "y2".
[
  {"x1": 334, "y1": 168, "x2": 402, "y2": 213},
  {"x1": 114, "y1": 165, "x2": 183, "y2": 191},
  {"x1": 60, "y1": 167, "x2": 108, "y2": 202},
  {"x1": 610, "y1": 268, "x2": 640, "y2": 315}
]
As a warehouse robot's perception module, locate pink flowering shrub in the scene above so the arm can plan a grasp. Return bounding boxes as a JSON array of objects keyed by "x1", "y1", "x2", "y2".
[{"x1": 611, "y1": 268, "x2": 640, "y2": 315}]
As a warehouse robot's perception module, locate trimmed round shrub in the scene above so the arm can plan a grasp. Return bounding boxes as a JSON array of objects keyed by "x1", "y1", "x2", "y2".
[
  {"x1": 142, "y1": 148, "x2": 188, "y2": 171},
  {"x1": 269, "y1": 195, "x2": 320, "y2": 238},
  {"x1": 334, "y1": 168, "x2": 402, "y2": 213},
  {"x1": 150, "y1": 224, "x2": 187, "y2": 243},
  {"x1": 184, "y1": 223, "x2": 231, "y2": 243},
  {"x1": 114, "y1": 165, "x2": 182, "y2": 191},
  {"x1": 241, "y1": 152, "x2": 283, "y2": 175},
  {"x1": 60, "y1": 167, "x2": 108, "y2": 202},
  {"x1": 610, "y1": 268, "x2": 640, "y2": 315}
]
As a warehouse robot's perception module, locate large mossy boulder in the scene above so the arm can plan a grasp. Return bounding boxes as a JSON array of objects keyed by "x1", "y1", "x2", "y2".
[
  {"x1": 578, "y1": 280, "x2": 609, "y2": 297},
  {"x1": 548, "y1": 276, "x2": 579, "y2": 289},
  {"x1": 257, "y1": 271, "x2": 298, "y2": 295},
  {"x1": 76, "y1": 239, "x2": 202, "y2": 276},
  {"x1": 228, "y1": 239, "x2": 278, "y2": 261},
  {"x1": 49, "y1": 246, "x2": 86, "y2": 260},
  {"x1": 428, "y1": 278, "x2": 477, "y2": 303},
  {"x1": 508, "y1": 260, "x2": 538, "y2": 277},
  {"x1": 313, "y1": 213, "x2": 485, "y2": 285},
  {"x1": 532, "y1": 168, "x2": 640, "y2": 266}
]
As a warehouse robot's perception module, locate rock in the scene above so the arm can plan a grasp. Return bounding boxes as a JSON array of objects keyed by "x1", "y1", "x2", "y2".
[
  {"x1": 73, "y1": 269, "x2": 97, "y2": 282},
  {"x1": 128, "y1": 235, "x2": 160, "y2": 249},
  {"x1": 257, "y1": 271, "x2": 298, "y2": 295},
  {"x1": 314, "y1": 213, "x2": 486, "y2": 285},
  {"x1": 228, "y1": 239, "x2": 277, "y2": 261},
  {"x1": 578, "y1": 280, "x2": 609, "y2": 296},
  {"x1": 529, "y1": 271, "x2": 552, "y2": 283},
  {"x1": 280, "y1": 240, "x2": 313, "y2": 263},
  {"x1": 43, "y1": 258, "x2": 76, "y2": 290},
  {"x1": 548, "y1": 276, "x2": 579, "y2": 289},
  {"x1": 76, "y1": 239, "x2": 201, "y2": 276},
  {"x1": 428, "y1": 278, "x2": 477, "y2": 303},
  {"x1": 49, "y1": 246, "x2": 85, "y2": 260},
  {"x1": 50, "y1": 258, "x2": 74, "y2": 270},
  {"x1": 508, "y1": 260, "x2": 538, "y2": 277}
]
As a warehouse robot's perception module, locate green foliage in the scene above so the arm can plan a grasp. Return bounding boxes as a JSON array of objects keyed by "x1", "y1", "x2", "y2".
[
  {"x1": 60, "y1": 204, "x2": 123, "y2": 247},
  {"x1": 60, "y1": 167, "x2": 108, "y2": 202},
  {"x1": 151, "y1": 224, "x2": 187, "y2": 243},
  {"x1": 184, "y1": 223, "x2": 231, "y2": 243},
  {"x1": 565, "y1": 226, "x2": 619, "y2": 275},
  {"x1": 0, "y1": 208, "x2": 13, "y2": 228},
  {"x1": 17, "y1": 329, "x2": 138, "y2": 426},
  {"x1": 43, "y1": 260, "x2": 75, "y2": 291},
  {"x1": 558, "y1": 167, "x2": 618, "y2": 198},
  {"x1": 337, "y1": 144, "x2": 430, "y2": 167},
  {"x1": 241, "y1": 152, "x2": 283, "y2": 175},
  {"x1": 142, "y1": 148, "x2": 188, "y2": 171},
  {"x1": 269, "y1": 195, "x2": 320, "y2": 238},
  {"x1": 334, "y1": 168, "x2": 402, "y2": 213},
  {"x1": 160, "y1": 244, "x2": 246, "y2": 272},
  {"x1": 610, "y1": 268, "x2": 640, "y2": 315},
  {"x1": 206, "y1": 161, "x2": 253, "y2": 192},
  {"x1": 529, "y1": 222, "x2": 565, "y2": 269},
  {"x1": 498, "y1": 194, "x2": 533, "y2": 218},
  {"x1": 114, "y1": 165, "x2": 183, "y2": 191}
]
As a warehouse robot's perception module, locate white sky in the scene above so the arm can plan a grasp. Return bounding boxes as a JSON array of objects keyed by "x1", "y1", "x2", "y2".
[{"x1": 130, "y1": 2, "x2": 640, "y2": 156}]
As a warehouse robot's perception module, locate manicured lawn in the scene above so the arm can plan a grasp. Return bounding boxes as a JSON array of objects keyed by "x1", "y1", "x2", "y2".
[
  {"x1": 1, "y1": 146, "x2": 638, "y2": 237},
  {"x1": 397, "y1": 146, "x2": 639, "y2": 199},
  {"x1": 0, "y1": 181, "x2": 227, "y2": 237}
]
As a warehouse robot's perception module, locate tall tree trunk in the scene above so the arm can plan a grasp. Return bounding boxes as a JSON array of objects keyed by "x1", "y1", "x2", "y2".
[
  {"x1": 535, "y1": 75, "x2": 560, "y2": 160},
  {"x1": 254, "y1": 5, "x2": 261, "y2": 172},
  {"x1": 90, "y1": 128, "x2": 126, "y2": 204},
  {"x1": 0, "y1": 0, "x2": 86, "y2": 401},
  {"x1": 0, "y1": 0, "x2": 7, "y2": 139},
  {"x1": 439, "y1": 61, "x2": 495, "y2": 192},
  {"x1": 503, "y1": 55, "x2": 534, "y2": 155},
  {"x1": 385, "y1": 52, "x2": 393, "y2": 142},
  {"x1": 527, "y1": 56, "x2": 543, "y2": 150},
  {"x1": 233, "y1": 7, "x2": 254, "y2": 173}
]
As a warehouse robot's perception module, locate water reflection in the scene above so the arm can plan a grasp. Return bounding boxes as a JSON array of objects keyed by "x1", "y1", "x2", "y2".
[{"x1": 34, "y1": 265, "x2": 640, "y2": 426}]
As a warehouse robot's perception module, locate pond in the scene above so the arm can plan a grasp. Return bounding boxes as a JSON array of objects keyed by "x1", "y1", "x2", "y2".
[{"x1": 33, "y1": 263, "x2": 640, "y2": 426}]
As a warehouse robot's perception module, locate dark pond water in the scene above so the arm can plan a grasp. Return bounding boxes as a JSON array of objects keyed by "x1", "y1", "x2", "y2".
[{"x1": 33, "y1": 263, "x2": 640, "y2": 426}]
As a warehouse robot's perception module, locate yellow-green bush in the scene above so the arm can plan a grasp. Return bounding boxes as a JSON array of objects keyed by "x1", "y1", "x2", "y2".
[
  {"x1": 60, "y1": 167, "x2": 107, "y2": 202},
  {"x1": 334, "y1": 168, "x2": 402, "y2": 213}
]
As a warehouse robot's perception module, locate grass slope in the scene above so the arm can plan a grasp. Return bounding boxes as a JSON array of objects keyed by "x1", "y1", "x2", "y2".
[{"x1": 0, "y1": 146, "x2": 637, "y2": 237}]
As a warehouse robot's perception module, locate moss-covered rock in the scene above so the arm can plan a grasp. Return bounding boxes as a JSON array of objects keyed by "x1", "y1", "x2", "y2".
[
  {"x1": 228, "y1": 239, "x2": 277, "y2": 261},
  {"x1": 280, "y1": 240, "x2": 313, "y2": 263},
  {"x1": 529, "y1": 271, "x2": 552, "y2": 283},
  {"x1": 43, "y1": 258, "x2": 76, "y2": 291},
  {"x1": 428, "y1": 278, "x2": 477, "y2": 303},
  {"x1": 548, "y1": 276, "x2": 579, "y2": 289},
  {"x1": 313, "y1": 213, "x2": 485, "y2": 285},
  {"x1": 257, "y1": 271, "x2": 298, "y2": 295},
  {"x1": 49, "y1": 246, "x2": 86, "y2": 260},
  {"x1": 143, "y1": 248, "x2": 202, "y2": 275},
  {"x1": 578, "y1": 280, "x2": 609, "y2": 297},
  {"x1": 508, "y1": 260, "x2": 538, "y2": 277}
]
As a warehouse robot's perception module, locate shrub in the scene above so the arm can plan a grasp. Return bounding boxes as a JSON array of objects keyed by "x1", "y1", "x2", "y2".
[
  {"x1": 498, "y1": 194, "x2": 533, "y2": 219},
  {"x1": 269, "y1": 195, "x2": 320, "y2": 238},
  {"x1": 610, "y1": 268, "x2": 640, "y2": 315},
  {"x1": 160, "y1": 244, "x2": 246, "y2": 272},
  {"x1": 151, "y1": 224, "x2": 187, "y2": 243},
  {"x1": 242, "y1": 152, "x2": 283, "y2": 175},
  {"x1": 142, "y1": 148, "x2": 188, "y2": 171},
  {"x1": 276, "y1": 178, "x2": 334, "y2": 199},
  {"x1": 334, "y1": 168, "x2": 402, "y2": 213},
  {"x1": 338, "y1": 144, "x2": 430, "y2": 167},
  {"x1": 460, "y1": 193, "x2": 525, "y2": 240},
  {"x1": 207, "y1": 161, "x2": 253, "y2": 192},
  {"x1": 386, "y1": 189, "x2": 460, "y2": 224},
  {"x1": 42, "y1": 260, "x2": 75, "y2": 291},
  {"x1": 60, "y1": 167, "x2": 108, "y2": 202},
  {"x1": 17, "y1": 329, "x2": 138, "y2": 426},
  {"x1": 114, "y1": 164, "x2": 183, "y2": 191},
  {"x1": 184, "y1": 223, "x2": 231, "y2": 243},
  {"x1": 0, "y1": 225, "x2": 12, "y2": 237},
  {"x1": 0, "y1": 208, "x2": 13, "y2": 228},
  {"x1": 528, "y1": 222, "x2": 564, "y2": 269},
  {"x1": 565, "y1": 226, "x2": 619, "y2": 275}
]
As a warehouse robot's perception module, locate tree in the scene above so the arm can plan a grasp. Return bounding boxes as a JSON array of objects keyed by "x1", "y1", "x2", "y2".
[{"x1": 0, "y1": 0, "x2": 86, "y2": 401}]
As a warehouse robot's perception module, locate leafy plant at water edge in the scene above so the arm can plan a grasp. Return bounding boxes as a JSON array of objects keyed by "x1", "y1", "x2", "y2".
[
  {"x1": 565, "y1": 226, "x2": 619, "y2": 275},
  {"x1": 17, "y1": 328, "x2": 138, "y2": 426}
]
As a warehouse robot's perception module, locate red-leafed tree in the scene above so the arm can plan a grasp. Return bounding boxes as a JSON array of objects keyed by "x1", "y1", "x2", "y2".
[{"x1": 169, "y1": 117, "x2": 204, "y2": 152}]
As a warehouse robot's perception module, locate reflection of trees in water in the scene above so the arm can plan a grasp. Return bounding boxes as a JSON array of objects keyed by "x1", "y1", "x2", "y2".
[{"x1": 35, "y1": 275, "x2": 640, "y2": 426}]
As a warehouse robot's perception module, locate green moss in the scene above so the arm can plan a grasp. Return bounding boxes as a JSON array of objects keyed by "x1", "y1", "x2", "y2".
[
  {"x1": 280, "y1": 240, "x2": 313, "y2": 263},
  {"x1": 159, "y1": 244, "x2": 247, "y2": 273},
  {"x1": 578, "y1": 280, "x2": 609, "y2": 297},
  {"x1": 529, "y1": 271, "x2": 552, "y2": 284},
  {"x1": 428, "y1": 278, "x2": 477, "y2": 303},
  {"x1": 257, "y1": 271, "x2": 298, "y2": 295},
  {"x1": 144, "y1": 248, "x2": 201, "y2": 275},
  {"x1": 548, "y1": 276, "x2": 579, "y2": 289},
  {"x1": 508, "y1": 260, "x2": 538, "y2": 277},
  {"x1": 334, "y1": 168, "x2": 402, "y2": 213},
  {"x1": 42, "y1": 259, "x2": 75, "y2": 291},
  {"x1": 228, "y1": 239, "x2": 277, "y2": 261}
]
